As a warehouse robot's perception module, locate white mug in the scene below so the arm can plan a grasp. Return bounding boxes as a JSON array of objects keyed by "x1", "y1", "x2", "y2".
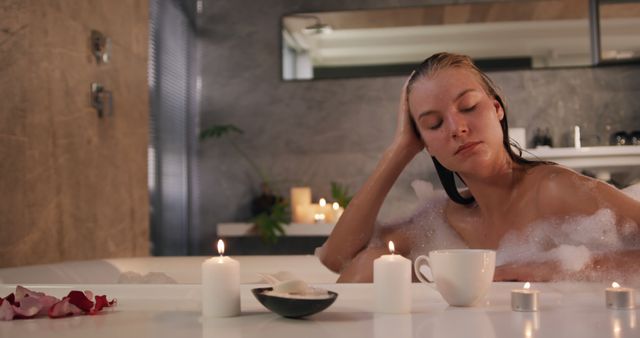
[{"x1": 414, "y1": 249, "x2": 496, "y2": 307}]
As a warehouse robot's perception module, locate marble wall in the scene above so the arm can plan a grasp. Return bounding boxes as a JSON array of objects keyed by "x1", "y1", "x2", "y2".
[
  {"x1": 0, "y1": 0, "x2": 150, "y2": 267},
  {"x1": 196, "y1": 0, "x2": 640, "y2": 254}
]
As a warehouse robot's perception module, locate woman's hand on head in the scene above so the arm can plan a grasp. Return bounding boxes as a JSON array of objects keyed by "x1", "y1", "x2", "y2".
[{"x1": 391, "y1": 73, "x2": 424, "y2": 156}]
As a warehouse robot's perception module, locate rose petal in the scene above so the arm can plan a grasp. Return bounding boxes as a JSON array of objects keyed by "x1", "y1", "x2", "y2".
[
  {"x1": 37, "y1": 295, "x2": 61, "y2": 316},
  {"x1": 15, "y1": 285, "x2": 47, "y2": 301},
  {"x1": 84, "y1": 290, "x2": 94, "y2": 300},
  {"x1": 67, "y1": 291, "x2": 94, "y2": 312},
  {"x1": 48, "y1": 298, "x2": 83, "y2": 318},
  {"x1": 13, "y1": 286, "x2": 60, "y2": 316},
  {"x1": 12, "y1": 296, "x2": 42, "y2": 319},
  {"x1": 90, "y1": 295, "x2": 116, "y2": 314},
  {"x1": 4, "y1": 293, "x2": 16, "y2": 306},
  {"x1": 0, "y1": 299, "x2": 14, "y2": 321}
]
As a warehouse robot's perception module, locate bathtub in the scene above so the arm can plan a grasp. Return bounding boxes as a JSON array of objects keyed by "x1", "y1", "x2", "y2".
[{"x1": 0, "y1": 255, "x2": 338, "y2": 284}]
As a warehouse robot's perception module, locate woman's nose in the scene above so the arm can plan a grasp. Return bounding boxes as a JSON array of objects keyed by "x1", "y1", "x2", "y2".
[{"x1": 447, "y1": 113, "x2": 469, "y2": 137}]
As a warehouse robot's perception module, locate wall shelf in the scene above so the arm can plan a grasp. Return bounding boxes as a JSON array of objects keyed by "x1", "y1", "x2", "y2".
[
  {"x1": 218, "y1": 222, "x2": 334, "y2": 237},
  {"x1": 522, "y1": 146, "x2": 640, "y2": 180}
]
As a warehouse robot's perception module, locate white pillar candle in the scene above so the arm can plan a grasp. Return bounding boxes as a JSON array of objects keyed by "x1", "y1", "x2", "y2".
[
  {"x1": 202, "y1": 239, "x2": 240, "y2": 317},
  {"x1": 511, "y1": 282, "x2": 539, "y2": 312},
  {"x1": 606, "y1": 282, "x2": 635, "y2": 310},
  {"x1": 290, "y1": 187, "x2": 312, "y2": 223},
  {"x1": 296, "y1": 204, "x2": 314, "y2": 224},
  {"x1": 373, "y1": 241, "x2": 411, "y2": 313}
]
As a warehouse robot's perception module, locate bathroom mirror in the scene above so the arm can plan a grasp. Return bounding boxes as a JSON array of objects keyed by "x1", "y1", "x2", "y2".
[
  {"x1": 282, "y1": 0, "x2": 596, "y2": 80},
  {"x1": 599, "y1": 0, "x2": 640, "y2": 63}
]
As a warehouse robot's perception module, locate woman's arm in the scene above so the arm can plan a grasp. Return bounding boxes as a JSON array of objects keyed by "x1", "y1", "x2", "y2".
[
  {"x1": 495, "y1": 250, "x2": 640, "y2": 283},
  {"x1": 317, "y1": 77, "x2": 423, "y2": 273}
]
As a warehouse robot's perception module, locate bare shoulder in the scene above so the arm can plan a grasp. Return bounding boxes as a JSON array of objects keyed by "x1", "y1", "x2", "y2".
[
  {"x1": 525, "y1": 164, "x2": 638, "y2": 219},
  {"x1": 530, "y1": 164, "x2": 591, "y2": 188}
]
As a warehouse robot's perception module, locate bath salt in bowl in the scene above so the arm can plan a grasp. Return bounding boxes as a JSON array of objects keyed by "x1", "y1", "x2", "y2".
[{"x1": 251, "y1": 287, "x2": 338, "y2": 318}]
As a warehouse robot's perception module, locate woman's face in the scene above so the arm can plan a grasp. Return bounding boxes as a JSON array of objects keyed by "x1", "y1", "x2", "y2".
[{"x1": 408, "y1": 68, "x2": 506, "y2": 175}]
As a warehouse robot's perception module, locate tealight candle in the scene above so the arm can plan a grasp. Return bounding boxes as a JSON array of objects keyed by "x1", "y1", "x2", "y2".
[
  {"x1": 606, "y1": 282, "x2": 635, "y2": 310},
  {"x1": 201, "y1": 239, "x2": 240, "y2": 317},
  {"x1": 373, "y1": 241, "x2": 411, "y2": 313},
  {"x1": 318, "y1": 198, "x2": 332, "y2": 222},
  {"x1": 331, "y1": 202, "x2": 344, "y2": 222},
  {"x1": 511, "y1": 282, "x2": 539, "y2": 312}
]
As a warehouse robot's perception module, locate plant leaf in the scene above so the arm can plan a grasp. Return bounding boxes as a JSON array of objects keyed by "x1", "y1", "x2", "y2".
[
  {"x1": 199, "y1": 124, "x2": 244, "y2": 140},
  {"x1": 330, "y1": 181, "x2": 352, "y2": 207},
  {"x1": 251, "y1": 199, "x2": 290, "y2": 245}
]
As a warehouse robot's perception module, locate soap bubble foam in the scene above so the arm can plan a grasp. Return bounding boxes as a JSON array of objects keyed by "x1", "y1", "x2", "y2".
[
  {"x1": 497, "y1": 183, "x2": 640, "y2": 281},
  {"x1": 369, "y1": 180, "x2": 467, "y2": 262},
  {"x1": 371, "y1": 181, "x2": 640, "y2": 281}
]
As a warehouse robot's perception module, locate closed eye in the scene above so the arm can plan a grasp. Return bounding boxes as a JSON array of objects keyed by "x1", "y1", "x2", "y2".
[
  {"x1": 429, "y1": 119, "x2": 443, "y2": 130},
  {"x1": 461, "y1": 105, "x2": 477, "y2": 112}
]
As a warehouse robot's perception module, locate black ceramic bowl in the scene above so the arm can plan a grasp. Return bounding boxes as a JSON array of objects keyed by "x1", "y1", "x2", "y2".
[{"x1": 251, "y1": 287, "x2": 338, "y2": 318}]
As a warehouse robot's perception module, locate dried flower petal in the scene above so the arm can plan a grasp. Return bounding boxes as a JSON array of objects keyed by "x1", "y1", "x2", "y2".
[
  {"x1": 67, "y1": 291, "x2": 94, "y2": 312},
  {"x1": 48, "y1": 298, "x2": 83, "y2": 318},
  {"x1": 4, "y1": 293, "x2": 16, "y2": 306},
  {"x1": 13, "y1": 285, "x2": 60, "y2": 316},
  {"x1": 2, "y1": 286, "x2": 115, "y2": 320},
  {"x1": 0, "y1": 299, "x2": 14, "y2": 321},
  {"x1": 12, "y1": 296, "x2": 42, "y2": 319},
  {"x1": 91, "y1": 295, "x2": 116, "y2": 314},
  {"x1": 15, "y1": 285, "x2": 46, "y2": 301}
]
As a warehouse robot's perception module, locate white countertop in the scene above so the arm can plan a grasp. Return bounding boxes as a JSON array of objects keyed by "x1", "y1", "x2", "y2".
[{"x1": 2, "y1": 282, "x2": 637, "y2": 338}]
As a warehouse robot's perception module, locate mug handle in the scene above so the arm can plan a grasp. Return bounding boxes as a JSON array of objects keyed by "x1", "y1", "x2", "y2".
[{"x1": 414, "y1": 255, "x2": 433, "y2": 283}]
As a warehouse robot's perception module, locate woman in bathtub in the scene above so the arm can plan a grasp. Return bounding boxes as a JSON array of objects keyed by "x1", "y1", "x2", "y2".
[{"x1": 316, "y1": 52, "x2": 640, "y2": 283}]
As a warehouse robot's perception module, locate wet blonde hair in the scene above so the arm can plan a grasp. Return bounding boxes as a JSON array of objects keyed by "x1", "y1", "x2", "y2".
[{"x1": 406, "y1": 52, "x2": 543, "y2": 204}]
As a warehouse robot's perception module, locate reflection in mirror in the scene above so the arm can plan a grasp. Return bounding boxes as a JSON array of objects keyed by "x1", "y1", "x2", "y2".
[
  {"x1": 599, "y1": 0, "x2": 640, "y2": 63},
  {"x1": 282, "y1": 0, "x2": 594, "y2": 80}
]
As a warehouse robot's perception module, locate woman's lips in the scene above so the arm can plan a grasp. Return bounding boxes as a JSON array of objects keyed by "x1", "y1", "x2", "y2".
[{"x1": 455, "y1": 141, "x2": 482, "y2": 155}]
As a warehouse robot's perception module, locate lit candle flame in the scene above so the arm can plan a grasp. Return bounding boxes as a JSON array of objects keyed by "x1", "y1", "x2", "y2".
[
  {"x1": 388, "y1": 241, "x2": 395, "y2": 254},
  {"x1": 524, "y1": 320, "x2": 533, "y2": 338},
  {"x1": 524, "y1": 282, "x2": 531, "y2": 290},
  {"x1": 612, "y1": 282, "x2": 620, "y2": 288},
  {"x1": 217, "y1": 239, "x2": 225, "y2": 256},
  {"x1": 319, "y1": 198, "x2": 327, "y2": 207},
  {"x1": 332, "y1": 202, "x2": 339, "y2": 210},
  {"x1": 613, "y1": 318, "x2": 622, "y2": 336}
]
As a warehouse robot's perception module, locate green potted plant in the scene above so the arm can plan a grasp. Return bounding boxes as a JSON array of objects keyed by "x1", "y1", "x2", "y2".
[
  {"x1": 330, "y1": 181, "x2": 352, "y2": 208},
  {"x1": 200, "y1": 124, "x2": 289, "y2": 243}
]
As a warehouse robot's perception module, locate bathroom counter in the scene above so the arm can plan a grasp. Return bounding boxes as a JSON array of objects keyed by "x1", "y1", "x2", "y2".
[
  {"x1": 218, "y1": 222, "x2": 334, "y2": 237},
  {"x1": 1, "y1": 282, "x2": 637, "y2": 338}
]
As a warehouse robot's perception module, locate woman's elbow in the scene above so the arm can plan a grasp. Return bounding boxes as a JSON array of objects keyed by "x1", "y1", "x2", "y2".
[{"x1": 315, "y1": 244, "x2": 345, "y2": 273}]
